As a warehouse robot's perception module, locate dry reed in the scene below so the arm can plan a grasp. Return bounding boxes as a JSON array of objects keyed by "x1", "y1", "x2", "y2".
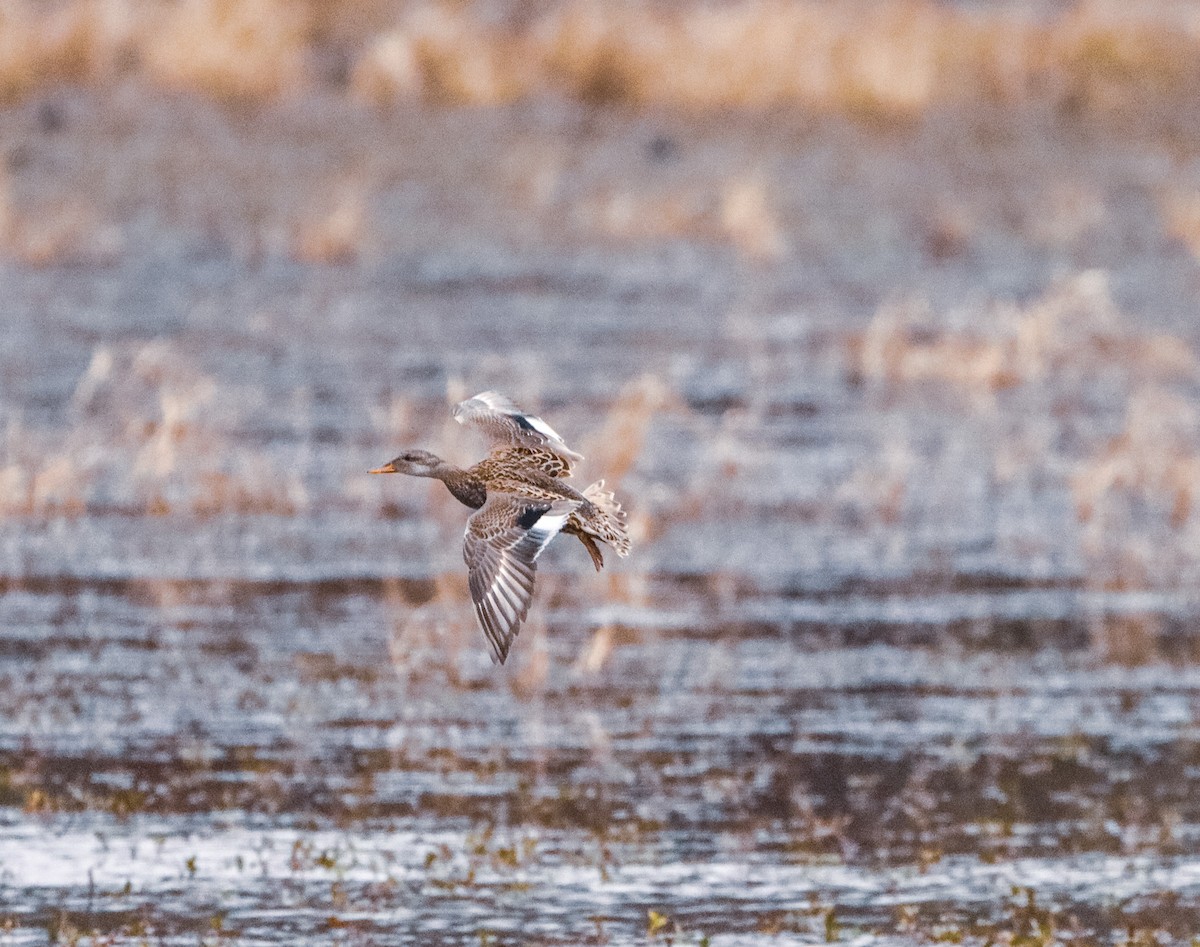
[
  {"x1": 291, "y1": 184, "x2": 368, "y2": 264},
  {"x1": 143, "y1": 0, "x2": 312, "y2": 102},
  {"x1": 854, "y1": 272, "x2": 1194, "y2": 396},
  {"x1": 1073, "y1": 388, "x2": 1200, "y2": 535},
  {"x1": 2, "y1": 0, "x2": 1199, "y2": 121},
  {"x1": 853, "y1": 270, "x2": 1200, "y2": 591},
  {"x1": 0, "y1": 341, "x2": 305, "y2": 518},
  {"x1": 0, "y1": 167, "x2": 122, "y2": 265}
]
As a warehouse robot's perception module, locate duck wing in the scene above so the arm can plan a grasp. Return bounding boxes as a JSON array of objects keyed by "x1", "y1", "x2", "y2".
[
  {"x1": 453, "y1": 391, "x2": 583, "y2": 472},
  {"x1": 463, "y1": 493, "x2": 579, "y2": 664}
]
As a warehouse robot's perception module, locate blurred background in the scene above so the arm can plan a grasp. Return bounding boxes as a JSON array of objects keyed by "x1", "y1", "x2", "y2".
[{"x1": 3, "y1": 0, "x2": 1200, "y2": 943}]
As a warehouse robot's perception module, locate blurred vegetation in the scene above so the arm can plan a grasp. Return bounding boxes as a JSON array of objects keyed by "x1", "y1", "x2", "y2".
[{"x1": 2, "y1": 0, "x2": 1200, "y2": 120}]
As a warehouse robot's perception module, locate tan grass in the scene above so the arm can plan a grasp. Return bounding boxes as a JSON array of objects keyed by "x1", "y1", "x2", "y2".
[
  {"x1": 857, "y1": 298, "x2": 1020, "y2": 394},
  {"x1": 1160, "y1": 188, "x2": 1200, "y2": 261},
  {"x1": 560, "y1": 379, "x2": 670, "y2": 675},
  {"x1": 530, "y1": 0, "x2": 942, "y2": 114},
  {"x1": 577, "y1": 175, "x2": 784, "y2": 258},
  {"x1": 0, "y1": 0, "x2": 134, "y2": 103},
  {"x1": 349, "y1": 29, "x2": 423, "y2": 105},
  {"x1": 851, "y1": 272, "x2": 1200, "y2": 590},
  {"x1": 386, "y1": 572, "x2": 472, "y2": 680},
  {"x1": 0, "y1": 341, "x2": 305, "y2": 518},
  {"x1": 291, "y1": 184, "x2": 368, "y2": 264},
  {"x1": 9, "y1": 200, "x2": 121, "y2": 266},
  {"x1": 352, "y1": 5, "x2": 532, "y2": 106},
  {"x1": 143, "y1": 0, "x2": 311, "y2": 102},
  {"x1": 854, "y1": 272, "x2": 1195, "y2": 395},
  {"x1": 1068, "y1": 384, "x2": 1200, "y2": 589},
  {"x1": 0, "y1": 169, "x2": 123, "y2": 265},
  {"x1": 351, "y1": 0, "x2": 1200, "y2": 117},
  {"x1": 2, "y1": 0, "x2": 1200, "y2": 119},
  {"x1": 1072, "y1": 388, "x2": 1200, "y2": 528},
  {"x1": 580, "y1": 374, "x2": 675, "y2": 489},
  {"x1": 719, "y1": 176, "x2": 786, "y2": 260}
]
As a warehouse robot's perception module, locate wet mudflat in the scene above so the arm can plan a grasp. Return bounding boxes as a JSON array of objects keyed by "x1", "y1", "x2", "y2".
[
  {"x1": 5, "y1": 8, "x2": 1200, "y2": 938},
  {"x1": 5, "y1": 488, "x2": 1200, "y2": 945},
  {"x1": 4, "y1": 574, "x2": 1200, "y2": 945}
]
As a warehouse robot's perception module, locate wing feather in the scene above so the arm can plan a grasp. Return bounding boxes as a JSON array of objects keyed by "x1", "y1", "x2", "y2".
[
  {"x1": 463, "y1": 493, "x2": 578, "y2": 664},
  {"x1": 453, "y1": 391, "x2": 583, "y2": 469}
]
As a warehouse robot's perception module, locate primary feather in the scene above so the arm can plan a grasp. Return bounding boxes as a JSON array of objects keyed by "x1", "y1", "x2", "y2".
[{"x1": 453, "y1": 391, "x2": 584, "y2": 469}]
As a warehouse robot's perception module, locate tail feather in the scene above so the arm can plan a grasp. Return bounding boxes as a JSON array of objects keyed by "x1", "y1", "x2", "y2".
[
  {"x1": 581, "y1": 479, "x2": 631, "y2": 558},
  {"x1": 576, "y1": 531, "x2": 605, "y2": 571}
]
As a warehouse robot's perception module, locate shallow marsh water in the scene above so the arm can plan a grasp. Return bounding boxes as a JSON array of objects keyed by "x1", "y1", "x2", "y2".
[{"x1": 4, "y1": 52, "x2": 1200, "y2": 946}]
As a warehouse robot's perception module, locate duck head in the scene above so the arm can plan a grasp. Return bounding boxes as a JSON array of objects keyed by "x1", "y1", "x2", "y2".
[{"x1": 369, "y1": 449, "x2": 445, "y2": 477}]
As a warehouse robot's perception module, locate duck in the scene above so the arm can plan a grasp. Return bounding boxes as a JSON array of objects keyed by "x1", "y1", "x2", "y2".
[{"x1": 371, "y1": 391, "x2": 631, "y2": 664}]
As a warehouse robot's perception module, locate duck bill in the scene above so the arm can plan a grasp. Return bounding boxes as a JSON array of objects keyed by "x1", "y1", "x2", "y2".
[{"x1": 369, "y1": 463, "x2": 397, "y2": 474}]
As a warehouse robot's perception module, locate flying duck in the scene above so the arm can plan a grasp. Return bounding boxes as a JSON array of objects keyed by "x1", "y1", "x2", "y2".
[{"x1": 371, "y1": 391, "x2": 630, "y2": 664}]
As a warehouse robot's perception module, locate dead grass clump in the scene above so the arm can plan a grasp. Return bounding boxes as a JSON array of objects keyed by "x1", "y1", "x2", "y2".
[
  {"x1": 2, "y1": 0, "x2": 1200, "y2": 121},
  {"x1": 567, "y1": 378, "x2": 669, "y2": 674},
  {"x1": 1089, "y1": 612, "x2": 1162, "y2": 666},
  {"x1": 1073, "y1": 388, "x2": 1200, "y2": 529},
  {"x1": 291, "y1": 185, "x2": 368, "y2": 264},
  {"x1": 535, "y1": 0, "x2": 942, "y2": 115},
  {"x1": 854, "y1": 272, "x2": 1194, "y2": 396},
  {"x1": 1160, "y1": 188, "x2": 1200, "y2": 262},
  {"x1": 720, "y1": 177, "x2": 786, "y2": 260},
  {"x1": 349, "y1": 29, "x2": 422, "y2": 105},
  {"x1": 0, "y1": 455, "x2": 90, "y2": 517},
  {"x1": 346, "y1": 0, "x2": 1200, "y2": 119},
  {"x1": 386, "y1": 572, "x2": 475, "y2": 682},
  {"x1": 0, "y1": 341, "x2": 305, "y2": 519},
  {"x1": 578, "y1": 189, "x2": 696, "y2": 243},
  {"x1": 191, "y1": 467, "x2": 302, "y2": 517},
  {"x1": 578, "y1": 175, "x2": 785, "y2": 259},
  {"x1": 4, "y1": 200, "x2": 122, "y2": 266},
  {"x1": 581, "y1": 374, "x2": 674, "y2": 491},
  {"x1": 349, "y1": 0, "x2": 949, "y2": 115},
  {"x1": 1049, "y1": 0, "x2": 1200, "y2": 111},
  {"x1": 350, "y1": 4, "x2": 533, "y2": 106},
  {"x1": 0, "y1": 0, "x2": 134, "y2": 103},
  {"x1": 1071, "y1": 387, "x2": 1200, "y2": 590},
  {"x1": 0, "y1": 414, "x2": 100, "y2": 516},
  {"x1": 851, "y1": 271, "x2": 1200, "y2": 591},
  {"x1": 143, "y1": 0, "x2": 312, "y2": 102},
  {"x1": 0, "y1": 168, "x2": 122, "y2": 266},
  {"x1": 856, "y1": 297, "x2": 1021, "y2": 394},
  {"x1": 125, "y1": 344, "x2": 307, "y2": 515}
]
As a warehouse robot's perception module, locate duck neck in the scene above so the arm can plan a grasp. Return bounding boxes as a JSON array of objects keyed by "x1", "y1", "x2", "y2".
[{"x1": 434, "y1": 464, "x2": 486, "y2": 509}]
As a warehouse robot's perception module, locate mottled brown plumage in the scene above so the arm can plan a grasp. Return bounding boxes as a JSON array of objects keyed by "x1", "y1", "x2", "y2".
[
  {"x1": 371, "y1": 392, "x2": 631, "y2": 664},
  {"x1": 463, "y1": 494, "x2": 578, "y2": 662},
  {"x1": 452, "y1": 392, "x2": 583, "y2": 468}
]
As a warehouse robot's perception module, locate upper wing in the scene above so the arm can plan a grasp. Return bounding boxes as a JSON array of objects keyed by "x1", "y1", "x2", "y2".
[
  {"x1": 463, "y1": 493, "x2": 579, "y2": 664},
  {"x1": 453, "y1": 391, "x2": 583, "y2": 471},
  {"x1": 486, "y1": 446, "x2": 575, "y2": 479}
]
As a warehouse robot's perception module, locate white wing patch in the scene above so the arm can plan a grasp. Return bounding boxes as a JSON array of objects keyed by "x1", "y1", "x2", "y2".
[
  {"x1": 527, "y1": 510, "x2": 572, "y2": 557},
  {"x1": 462, "y1": 496, "x2": 579, "y2": 664},
  {"x1": 521, "y1": 412, "x2": 566, "y2": 443},
  {"x1": 453, "y1": 390, "x2": 583, "y2": 464}
]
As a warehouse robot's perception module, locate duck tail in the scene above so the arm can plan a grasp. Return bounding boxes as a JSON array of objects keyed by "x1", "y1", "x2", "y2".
[{"x1": 582, "y1": 480, "x2": 631, "y2": 559}]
